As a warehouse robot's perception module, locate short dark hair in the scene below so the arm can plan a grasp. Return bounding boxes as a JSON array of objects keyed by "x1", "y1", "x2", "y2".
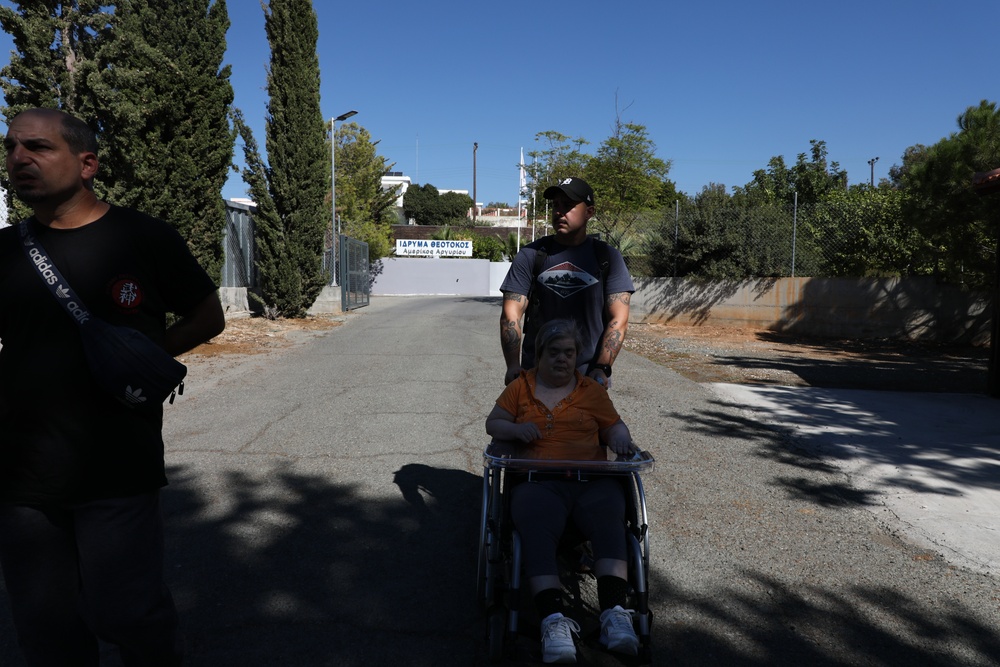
[
  {"x1": 534, "y1": 318, "x2": 584, "y2": 359},
  {"x1": 58, "y1": 112, "x2": 98, "y2": 155}
]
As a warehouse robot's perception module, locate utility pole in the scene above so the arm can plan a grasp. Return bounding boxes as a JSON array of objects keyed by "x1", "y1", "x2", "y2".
[
  {"x1": 868, "y1": 156, "x2": 879, "y2": 187},
  {"x1": 473, "y1": 142, "x2": 478, "y2": 222}
]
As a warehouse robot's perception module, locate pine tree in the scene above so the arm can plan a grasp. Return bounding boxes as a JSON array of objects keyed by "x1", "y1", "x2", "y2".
[{"x1": 257, "y1": 0, "x2": 330, "y2": 315}]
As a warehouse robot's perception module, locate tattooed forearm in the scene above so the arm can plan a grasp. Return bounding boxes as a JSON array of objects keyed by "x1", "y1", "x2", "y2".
[
  {"x1": 602, "y1": 328, "x2": 624, "y2": 363},
  {"x1": 500, "y1": 321, "x2": 521, "y2": 354}
]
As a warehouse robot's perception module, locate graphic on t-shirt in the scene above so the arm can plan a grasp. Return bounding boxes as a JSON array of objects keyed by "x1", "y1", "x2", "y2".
[
  {"x1": 537, "y1": 261, "x2": 598, "y2": 298},
  {"x1": 110, "y1": 277, "x2": 144, "y2": 310}
]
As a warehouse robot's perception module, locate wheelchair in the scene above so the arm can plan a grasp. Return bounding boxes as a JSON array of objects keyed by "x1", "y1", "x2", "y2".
[{"x1": 477, "y1": 439, "x2": 655, "y2": 663}]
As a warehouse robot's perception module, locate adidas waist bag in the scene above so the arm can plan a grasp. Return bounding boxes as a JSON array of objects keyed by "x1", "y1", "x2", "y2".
[{"x1": 80, "y1": 318, "x2": 187, "y2": 409}]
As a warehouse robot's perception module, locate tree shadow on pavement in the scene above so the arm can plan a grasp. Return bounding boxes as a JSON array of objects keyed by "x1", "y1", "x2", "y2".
[{"x1": 2, "y1": 455, "x2": 998, "y2": 666}]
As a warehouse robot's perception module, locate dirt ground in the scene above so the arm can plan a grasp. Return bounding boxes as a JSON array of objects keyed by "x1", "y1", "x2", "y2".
[
  {"x1": 626, "y1": 321, "x2": 991, "y2": 394},
  {"x1": 187, "y1": 314, "x2": 992, "y2": 394}
]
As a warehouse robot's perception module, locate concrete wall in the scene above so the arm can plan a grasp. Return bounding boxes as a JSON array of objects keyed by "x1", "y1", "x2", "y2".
[
  {"x1": 630, "y1": 277, "x2": 991, "y2": 345},
  {"x1": 367, "y1": 259, "x2": 992, "y2": 344},
  {"x1": 371, "y1": 257, "x2": 496, "y2": 296}
]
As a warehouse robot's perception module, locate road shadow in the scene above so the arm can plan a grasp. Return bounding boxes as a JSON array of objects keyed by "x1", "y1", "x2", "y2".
[
  {"x1": 720, "y1": 331, "x2": 990, "y2": 394},
  {"x1": 1, "y1": 457, "x2": 997, "y2": 666}
]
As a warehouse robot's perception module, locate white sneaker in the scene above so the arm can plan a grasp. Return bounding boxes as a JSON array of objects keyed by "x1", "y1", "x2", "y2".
[
  {"x1": 540, "y1": 612, "x2": 580, "y2": 664},
  {"x1": 599, "y1": 605, "x2": 639, "y2": 655}
]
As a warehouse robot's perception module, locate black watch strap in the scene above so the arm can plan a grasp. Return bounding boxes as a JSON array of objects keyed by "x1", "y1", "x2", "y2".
[{"x1": 590, "y1": 363, "x2": 612, "y2": 377}]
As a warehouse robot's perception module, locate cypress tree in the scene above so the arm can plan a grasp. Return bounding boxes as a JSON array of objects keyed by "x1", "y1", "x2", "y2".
[
  {"x1": 0, "y1": 1, "x2": 235, "y2": 283},
  {"x1": 92, "y1": 0, "x2": 235, "y2": 283},
  {"x1": 233, "y1": 109, "x2": 301, "y2": 318},
  {"x1": 258, "y1": 0, "x2": 330, "y2": 315},
  {"x1": 0, "y1": 1, "x2": 108, "y2": 117}
]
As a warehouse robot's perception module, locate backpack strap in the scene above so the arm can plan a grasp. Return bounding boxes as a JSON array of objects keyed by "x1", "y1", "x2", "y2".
[{"x1": 525, "y1": 235, "x2": 553, "y2": 327}]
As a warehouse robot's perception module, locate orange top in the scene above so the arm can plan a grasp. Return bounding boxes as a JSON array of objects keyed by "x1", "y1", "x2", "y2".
[{"x1": 495, "y1": 369, "x2": 621, "y2": 461}]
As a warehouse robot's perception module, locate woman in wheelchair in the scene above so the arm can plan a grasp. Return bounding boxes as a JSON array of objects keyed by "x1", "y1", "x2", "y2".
[{"x1": 486, "y1": 319, "x2": 639, "y2": 663}]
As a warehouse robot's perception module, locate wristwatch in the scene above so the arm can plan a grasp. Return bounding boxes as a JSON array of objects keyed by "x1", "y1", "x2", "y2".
[{"x1": 590, "y1": 363, "x2": 612, "y2": 377}]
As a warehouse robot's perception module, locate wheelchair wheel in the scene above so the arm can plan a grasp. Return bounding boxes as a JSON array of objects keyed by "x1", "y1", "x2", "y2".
[{"x1": 487, "y1": 606, "x2": 506, "y2": 661}]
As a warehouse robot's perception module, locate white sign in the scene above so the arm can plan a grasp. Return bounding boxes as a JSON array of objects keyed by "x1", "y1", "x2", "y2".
[{"x1": 395, "y1": 239, "x2": 473, "y2": 257}]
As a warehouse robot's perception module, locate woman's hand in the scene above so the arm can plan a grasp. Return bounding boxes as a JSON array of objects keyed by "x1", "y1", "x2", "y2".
[
  {"x1": 601, "y1": 420, "x2": 634, "y2": 455},
  {"x1": 511, "y1": 421, "x2": 543, "y2": 443},
  {"x1": 486, "y1": 405, "x2": 541, "y2": 443}
]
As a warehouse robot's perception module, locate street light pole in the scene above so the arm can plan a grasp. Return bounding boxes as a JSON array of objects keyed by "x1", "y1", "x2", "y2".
[
  {"x1": 473, "y1": 142, "x2": 478, "y2": 222},
  {"x1": 868, "y1": 156, "x2": 879, "y2": 187},
  {"x1": 330, "y1": 110, "x2": 358, "y2": 285}
]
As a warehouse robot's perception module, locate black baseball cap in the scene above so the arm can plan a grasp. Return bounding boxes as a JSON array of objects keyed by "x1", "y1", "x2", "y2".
[{"x1": 543, "y1": 177, "x2": 594, "y2": 205}]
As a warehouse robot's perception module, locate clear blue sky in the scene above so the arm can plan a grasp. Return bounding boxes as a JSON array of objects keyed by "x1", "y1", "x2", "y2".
[{"x1": 2, "y1": 1, "x2": 998, "y2": 206}]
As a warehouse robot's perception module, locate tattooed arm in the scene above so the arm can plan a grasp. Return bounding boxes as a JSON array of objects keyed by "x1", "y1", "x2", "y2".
[
  {"x1": 588, "y1": 291, "x2": 631, "y2": 384},
  {"x1": 500, "y1": 291, "x2": 528, "y2": 385}
]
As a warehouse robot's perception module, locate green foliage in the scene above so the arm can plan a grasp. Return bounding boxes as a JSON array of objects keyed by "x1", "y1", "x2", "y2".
[
  {"x1": 335, "y1": 122, "x2": 400, "y2": 227},
  {"x1": 0, "y1": 1, "x2": 108, "y2": 118},
  {"x1": 247, "y1": 0, "x2": 329, "y2": 317},
  {"x1": 341, "y1": 217, "x2": 393, "y2": 264},
  {"x1": 806, "y1": 186, "x2": 923, "y2": 277},
  {"x1": 233, "y1": 109, "x2": 303, "y2": 317},
  {"x1": 402, "y1": 183, "x2": 437, "y2": 224},
  {"x1": 472, "y1": 234, "x2": 505, "y2": 261},
  {"x1": 897, "y1": 100, "x2": 1000, "y2": 289},
  {"x1": 0, "y1": 0, "x2": 236, "y2": 283},
  {"x1": 439, "y1": 190, "x2": 473, "y2": 223},
  {"x1": 402, "y1": 183, "x2": 472, "y2": 225},
  {"x1": 585, "y1": 120, "x2": 671, "y2": 216},
  {"x1": 524, "y1": 130, "x2": 590, "y2": 217},
  {"x1": 737, "y1": 140, "x2": 847, "y2": 206}
]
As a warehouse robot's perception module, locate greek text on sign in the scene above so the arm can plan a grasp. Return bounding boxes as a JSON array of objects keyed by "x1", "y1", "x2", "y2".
[{"x1": 395, "y1": 239, "x2": 473, "y2": 257}]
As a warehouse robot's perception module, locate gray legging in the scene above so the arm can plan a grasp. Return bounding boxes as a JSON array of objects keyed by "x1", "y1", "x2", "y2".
[{"x1": 510, "y1": 477, "x2": 627, "y2": 578}]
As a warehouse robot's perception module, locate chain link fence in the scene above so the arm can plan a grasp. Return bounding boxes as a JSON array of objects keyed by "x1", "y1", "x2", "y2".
[{"x1": 587, "y1": 199, "x2": 965, "y2": 282}]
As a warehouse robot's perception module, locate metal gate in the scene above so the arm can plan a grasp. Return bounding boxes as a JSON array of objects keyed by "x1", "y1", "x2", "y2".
[{"x1": 339, "y1": 234, "x2": 370, "y2": 311}]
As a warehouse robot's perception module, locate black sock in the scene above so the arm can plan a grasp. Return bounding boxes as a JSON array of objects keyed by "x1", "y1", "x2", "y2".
[
  {"x1": 534, "y1": 588, "x2": 565, "y2": 619},
  {"x1": 597, "y1": 575, "x2": 629, "y2": 611}
]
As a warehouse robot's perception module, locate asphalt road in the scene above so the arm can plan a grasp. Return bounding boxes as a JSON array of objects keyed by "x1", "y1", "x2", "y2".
[{"x1": 1, "y1": 296, "x2": 998, "y2": 666}]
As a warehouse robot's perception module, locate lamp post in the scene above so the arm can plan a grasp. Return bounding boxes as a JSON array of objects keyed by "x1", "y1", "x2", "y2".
[
  {"x1": 473, "y1": 142, "x2": 478, "y2": 222},
  {"x1": 330, "y1": 110, "x2": 358, "y2": 285},
  {"x1": 868, "y1": 156, "x2": 879, "y2": 187}
]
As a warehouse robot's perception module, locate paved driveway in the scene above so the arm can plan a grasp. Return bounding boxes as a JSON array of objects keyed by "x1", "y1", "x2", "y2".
[{"x1": 1, "y1": 296, "x2": 997, "y2": 666}]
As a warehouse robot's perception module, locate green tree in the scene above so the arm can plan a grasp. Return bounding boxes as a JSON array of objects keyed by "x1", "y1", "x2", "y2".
[
  {"x1": 334, "y1": 121, "x2": 400, "y2": 228},
  {"x1": 439, "y1": 190, "x2": 473, "y2": 224},
  {"x1": 738, "y1": 140, "x2": 846, "y2": 206},
  {"x1": 233, "y1": 109, "x2": 299, "y2": 318},
  {"x1": 807, "y1": 185, "x2": 920, "y2": 277},
  {"x1": 402, "y1": 183, "x2": 440, "y2": 224},
  {"x1": 93, "y1": 0, "x2": 235, "y2": 282},
  {"x1": 237, "y1": 0, "x2": 329, "y2": 317},
  {"x1": 524, "y1": 130, "x2": 590, "y2": 218},
  {"x1": 402, "y1": 184, "x2": 472, "y2": 225},
  {"x1": 0, "y1": 1, "x2": 108, "y2": 117},
  {"x1": 585, "y1": 119, "x2": 671, "y2": 217},
  {"x1": 0, "y1": 1, "x2": 235, "y2": 282},
  {"x1": 333, "y1": 121, "x2": 399, "y2": 261},
  {"x1": 898, "y1": 100, "x2": 1000, "y2": 288}
]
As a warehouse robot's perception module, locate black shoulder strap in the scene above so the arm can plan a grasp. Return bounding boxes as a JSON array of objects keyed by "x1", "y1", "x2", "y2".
[
  {"x1": 593, "y1": 237, "x2": 611, "y2": 285},
  {"x1": 19, "y1": 220, "x2": 93, "y2": 326},
  {"x1": 525, "y1": 235, "x2": 554, "y2": 326}
]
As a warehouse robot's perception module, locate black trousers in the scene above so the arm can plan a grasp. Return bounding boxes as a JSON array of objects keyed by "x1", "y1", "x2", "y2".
[
  {"x1": 0, "y1": 491, "x2": 181, "y2": 667},
  {"x1": 511, "y1": 477, "x2": 628, "y2": 579}
]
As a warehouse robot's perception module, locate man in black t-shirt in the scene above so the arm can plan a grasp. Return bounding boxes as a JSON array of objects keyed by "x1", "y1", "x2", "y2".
[
  {"x1": 0, "y1": 108, "x2": 225, "y2": 665},
  {"x1": 500, "y1": 177, "x2": 634, "y2": 386}
]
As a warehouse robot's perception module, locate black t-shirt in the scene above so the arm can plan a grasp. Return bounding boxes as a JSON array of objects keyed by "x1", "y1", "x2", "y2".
[
  {"x1": 500, "y1": 236, "x2": 634, "y2": 370},
  {"x1": 0, "y1": 206, "x2": 218, "y2": 504}
]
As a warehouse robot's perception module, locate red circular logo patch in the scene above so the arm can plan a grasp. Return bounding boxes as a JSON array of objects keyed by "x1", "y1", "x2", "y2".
[{"x1": 110, "y1": 277, "x2": 144, "y2": 311}]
